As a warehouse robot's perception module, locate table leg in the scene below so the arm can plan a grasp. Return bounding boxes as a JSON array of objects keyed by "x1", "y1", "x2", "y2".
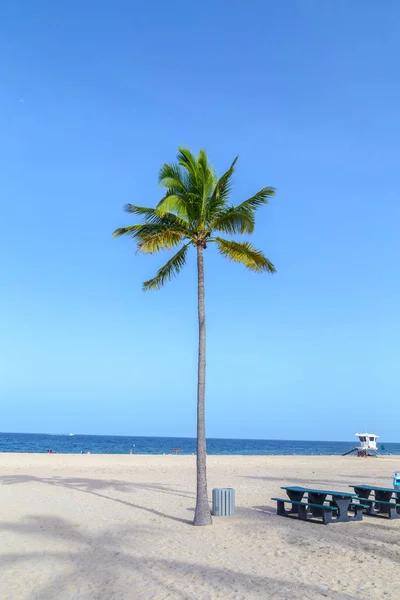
[
  {"x1": 388, "y1": 505, "x2": 399, "y2": 520},
  {"x1": 322, "y1": 510, "x2": 333, "y2": 524},
  {"x1": 354, "y1": 487, "x2": 371, "y2": 501},
  {"x1": 286, "y1": 491, "x2": 304, "y2": 514},
  {"x1": 331, "y1": 497, "x2": 351, "y2": 522},
  {"x1": 308, "y1": 493, "x2": 327, "y2": 518},
  {"x1": 277, "y1": 500, "x2": 287, "y2": 516},
  {"x1": 375, "y1": 491, "x2": 392, "y2": 515},
  {"x1": 354, "y1": 488, "x2": 374, "y2": 515},
  {"x1": 298, "y1": 504, "x2": 308, "y2": 521}
]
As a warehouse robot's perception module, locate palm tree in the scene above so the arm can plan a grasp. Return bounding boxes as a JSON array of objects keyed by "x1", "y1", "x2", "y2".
[{"x1": 114, "y1": 148, "x2": 276, "y2": 526}]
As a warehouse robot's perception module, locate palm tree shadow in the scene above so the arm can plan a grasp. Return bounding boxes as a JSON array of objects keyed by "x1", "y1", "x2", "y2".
[
  {"x1": 0, "y1": 474, "x2": 193, "y2": 525},
  {"x1": 0, "y1": 474, "x2": 193, "y2": 498},
  {"x1": 0, "y1": 514, "x2": 359, "y2": 600}
]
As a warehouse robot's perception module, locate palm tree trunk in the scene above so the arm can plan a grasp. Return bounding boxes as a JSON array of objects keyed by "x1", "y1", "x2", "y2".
[{"x1": 193, "y1": 244, "x2": 212, "y2": 526}]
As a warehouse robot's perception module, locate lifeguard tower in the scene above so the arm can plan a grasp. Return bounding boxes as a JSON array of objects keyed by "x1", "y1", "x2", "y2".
[
  {"x1": 356, "y1": 433, "x2": 379, "y2": 456},
  {"x1": 342, "y1": 433, "x2": 379, "y2": 456}
]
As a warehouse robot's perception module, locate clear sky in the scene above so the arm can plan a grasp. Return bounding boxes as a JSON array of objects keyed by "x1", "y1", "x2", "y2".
[{"x1": 1, "y1": 0, "x2": 399, "y2": 441}]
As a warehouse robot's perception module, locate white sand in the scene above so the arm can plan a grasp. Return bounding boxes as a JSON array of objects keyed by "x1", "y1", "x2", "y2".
[{"x1": 0, "y1": 453, "x2": 399, "y2": 599}]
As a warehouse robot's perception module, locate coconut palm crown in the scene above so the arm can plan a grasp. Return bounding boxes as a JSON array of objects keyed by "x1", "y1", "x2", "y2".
[{"x1": 113, "y1": 148, "x2": 276, "y2": 289}]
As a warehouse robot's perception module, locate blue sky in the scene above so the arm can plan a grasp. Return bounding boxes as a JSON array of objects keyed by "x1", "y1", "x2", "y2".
[{"x1": 1, "y1": 0, "x2": 399, "y2": 441}]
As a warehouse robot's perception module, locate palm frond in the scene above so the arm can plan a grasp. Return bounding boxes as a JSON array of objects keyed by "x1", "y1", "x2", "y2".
[
  {"x1": 235, "y1": 187, "x2": 275, "y2": 214},
  {"x1": 123, "y1": 205, "x2": 166, "y2": 226},
  {"x1": 113, "y1": 224, "x2": 140, "y2": 238},
  {"x1": 177, "y1": 148, "x2": 199, "y2": 182},
  {"x1": 123, "y1": 204, "x2": 190, "y2": 228},
  {"x1": 198, "y1": 149, "x2": 215, "y2": 190},
  {"x1": 173, "y1": 148, "x2": 206, "y2": 222},
  {"x1": 113, "y1": 222, "x2": 188, "y2": 242},
  {"x1": 209, "y1": 206, "x2": 255, "y2": 234},
  {"x1": 216, "y1": 238, "x2": 276, "y2": 273},
  {"x1": 197, "y1": 148, "x2": 216, "y2": 221},
  {"x1": 206, "y1": 157, "x2": 238, "y2": 221},
  {"x1": 158, "y1": 163, "x2": 187, "y2": 193},
  {"x1": 158, "y1": 152, "x2": 205, "y2": 223},
  {"x1": 123, "y1": 204, "x2": 158, "y2": 218},
  {"x1": 156, "y1": 194, "x2": 190, "y2": 222},
  {"x1": 137, "y1": 229, "x2": 184, "y2": 254},
  {"x1": 143, "y1": 244, "x2": 189, "y2": 291},
  {"x1": 209, "y1": 185, "x2": 275, "y2": 234},
  {"x1": 114, "y1": 223, "x2": 160, "y2": 240}
]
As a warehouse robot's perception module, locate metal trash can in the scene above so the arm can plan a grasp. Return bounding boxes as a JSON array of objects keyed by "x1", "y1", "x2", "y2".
[{"x1": 212, "y1": 488, "x2": 235, "y2": 516}]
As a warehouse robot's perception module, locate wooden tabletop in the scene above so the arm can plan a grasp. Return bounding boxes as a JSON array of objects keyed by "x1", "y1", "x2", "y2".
[
  {"x1": 351, "y1": 484, "x2": 400, "y2": 494},
  {"x1": 282, "y1": 486, "x2": 357, "y2": 498}
]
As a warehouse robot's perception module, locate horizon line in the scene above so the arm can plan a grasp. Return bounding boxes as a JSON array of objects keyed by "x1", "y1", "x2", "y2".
[{"x1": 0, "y1": 431, "x2": 397, "y2": 444}]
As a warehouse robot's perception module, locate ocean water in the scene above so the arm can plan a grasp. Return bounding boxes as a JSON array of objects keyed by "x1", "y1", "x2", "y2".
[{"x1": 1, "y1": 432, "x2": 399, "y2": 455}]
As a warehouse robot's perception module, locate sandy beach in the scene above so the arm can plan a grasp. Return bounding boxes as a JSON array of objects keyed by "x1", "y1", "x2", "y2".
[{"x1": 0, "y1": 453, "x2": 399, "y2": 599}]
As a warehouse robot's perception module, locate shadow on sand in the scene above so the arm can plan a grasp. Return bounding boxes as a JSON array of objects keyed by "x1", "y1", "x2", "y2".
[
  {"x1": 0, "y1": 474, "x2": 193, "y2": 525},
  {"x1": 1, "y1": 475, "x2": 397, "y2": 598},
  {"x1": 0, "y1": 513, "x2": 360, "y2": 600}
]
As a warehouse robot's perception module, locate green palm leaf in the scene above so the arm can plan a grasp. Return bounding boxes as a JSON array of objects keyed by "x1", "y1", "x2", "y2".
[
  {"x1": 158, "y1": 163, "x2": 187, "y2": 193},
  {"x1": 123, "y1": 205, "x2": 168, "y2": 227},
  {"x1": 113, "y1": 224, "x2": 141, "y2": 238},
  {"x1": 122, "y1": 204, "x2": 189, "y2": 228},
  {"x1": 209, "y1": 206, "x2": 255, "y2": 234},
  {"x1": 206, "y1": 157, "x2": 237, "y2": 220},
  {"x1": 156, "y1": 194, "x2": 190, "y2": 222},
  {"x1": 143, "y1": 244, "x2": 189, "y2": 291},
  {"x1": 123, "y1": 204, "x2": 158, "y2": 217},
  {"x1": 159, "y1": 150, "x2": 204, "y2": 222},
  {"x1": 137, "y1": 230, "x2": 184, "y2": 254},
  {"x1": 235, "y1": 187, "x2": 275, "y2": 213},
  {"x1": 177, "y1": 148, "x2": 198, "y2": 182},
  {"x1": 113, "y1": 222, "x2": 180, "y2": 240},
  {"x1": 216, "y1": 238, "x2": 276, "y2": 273},
  {"x1": 209, "y1": 185, "x2": 275, "y2": 234},
  {"x1": 197, "y1": 149, "x2": 216, "y2": 215}
]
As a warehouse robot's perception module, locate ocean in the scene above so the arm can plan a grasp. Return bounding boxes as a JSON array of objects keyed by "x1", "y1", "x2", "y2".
[{"x1": 0, "y1": 432, "x2": 399, "y2": 455}]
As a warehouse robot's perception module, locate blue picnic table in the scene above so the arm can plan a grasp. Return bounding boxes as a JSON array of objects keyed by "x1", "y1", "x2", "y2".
[
  {"x1": 275, "y1": 486, "x2": 364, "y2": 524},
  {"x1": 350, "y1": 484, "x2": 400, "y2": 519}
]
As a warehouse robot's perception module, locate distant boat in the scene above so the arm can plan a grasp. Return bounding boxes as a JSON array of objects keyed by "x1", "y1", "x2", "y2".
[{"x1": 67, "y1": 433, "x2": 74, "y2": 436}]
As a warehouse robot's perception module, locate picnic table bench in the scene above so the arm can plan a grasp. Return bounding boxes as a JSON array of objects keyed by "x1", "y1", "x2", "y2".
[
  {"x1": 350, "y1": 484, "x2": 400, "y2": 519},
  {"x1": 272, "y1": 486, "x2": 367, "y2": 524}
]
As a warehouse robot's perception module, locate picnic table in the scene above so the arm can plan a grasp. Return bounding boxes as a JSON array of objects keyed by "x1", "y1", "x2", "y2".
[
  {"x1": 272, "y1": 486, "x2": 365, "y2": 524},
  {"x1": 350, "y1": 484, "x2": 400, "y2": 519}
]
